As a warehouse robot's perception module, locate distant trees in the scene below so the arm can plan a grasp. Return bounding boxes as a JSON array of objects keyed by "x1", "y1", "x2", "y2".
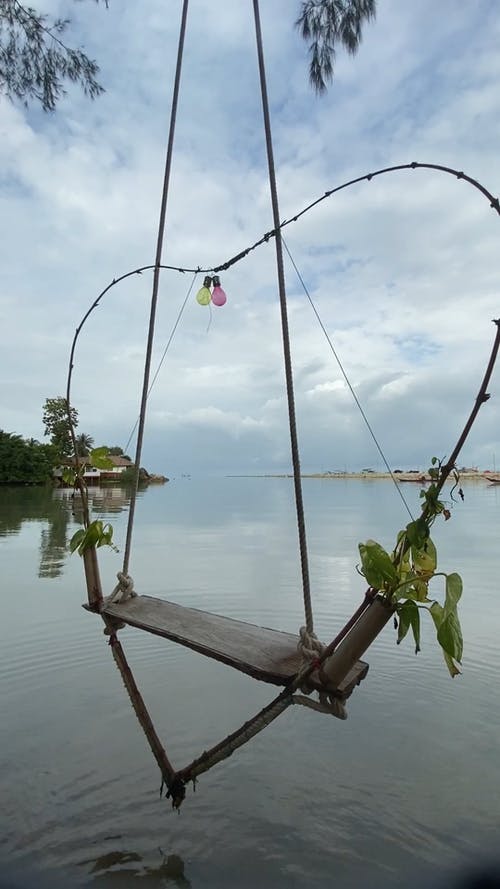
[
  {"x1": 75, "y1": 432, "x2": 94, "y2": 456},
  {"x1": 107, "y1": 445, "x2": 132, "y2": 461},
  {"x1": 0, "y1": 429, "x2": 55, "y2": 483}
]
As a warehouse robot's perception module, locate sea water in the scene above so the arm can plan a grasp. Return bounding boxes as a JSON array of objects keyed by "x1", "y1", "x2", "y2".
[{"x1": 0, "y1": 477, "x2": 499, "y2": 888}]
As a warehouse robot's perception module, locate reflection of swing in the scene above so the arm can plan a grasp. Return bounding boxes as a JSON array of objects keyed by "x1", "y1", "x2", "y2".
[{"x1": 71, "y1": 1, "x2": 500, "y2": 809}]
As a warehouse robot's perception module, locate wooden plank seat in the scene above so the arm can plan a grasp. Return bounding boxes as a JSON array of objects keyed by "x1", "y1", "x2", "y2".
[{"x1": 100, "y1": 594, "x2": 369, "y2": 697}]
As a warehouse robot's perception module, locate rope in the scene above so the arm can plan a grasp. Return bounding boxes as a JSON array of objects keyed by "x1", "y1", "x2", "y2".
[
  {"x1": 122, "y1": 0, "x2": 189, "y2": 577},
  {"x1": 253, "y1": 0, "x2": 313, "y2": 635},
  {"x1": 282, "y1": 237, "x2": 414, "y2": 521},
  {"x1": 123, "y1": 271, "x2": 198, "y2": 458}
]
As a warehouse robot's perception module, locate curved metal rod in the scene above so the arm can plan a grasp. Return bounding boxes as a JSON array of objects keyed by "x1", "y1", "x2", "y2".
[{"x1": 65, "y1": 161, "x2": 500, "y2": 426}]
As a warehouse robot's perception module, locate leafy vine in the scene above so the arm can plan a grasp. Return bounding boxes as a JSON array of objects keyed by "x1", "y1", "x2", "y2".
[
  {"x1": 65, "y1": 445, "x2": 119, "y2": 556},
  {"x1": 358, "y1": 459, "x2": 463, "y2": 676}
]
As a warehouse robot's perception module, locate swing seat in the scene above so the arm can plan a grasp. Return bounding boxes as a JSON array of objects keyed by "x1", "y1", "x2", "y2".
[{"x1": 100, "y1": 594, "x2": 369, "y2": 696}]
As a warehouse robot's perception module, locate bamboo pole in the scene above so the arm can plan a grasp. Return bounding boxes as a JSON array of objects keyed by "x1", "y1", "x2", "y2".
[
  {"x1": 320, "y1": 597, "x2": 394, "y2": 689},
  {"x1": 83, "y1": 546, "x2": 104, "y2": 611},
  {"x1": 107, "y1": 633, "x2": 184, "y2": 806}
]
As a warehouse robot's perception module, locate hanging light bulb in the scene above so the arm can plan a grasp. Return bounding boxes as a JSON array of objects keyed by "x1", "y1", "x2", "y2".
[
  {"x1": 211, "y1": 275, "x2": 227, "y2": 307},
  {"x1": 196, "y1": 276, "x2": 212, "y2": 306}
]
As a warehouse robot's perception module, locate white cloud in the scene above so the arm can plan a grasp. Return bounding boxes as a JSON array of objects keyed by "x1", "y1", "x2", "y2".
[{"x1": 1, "y1": 0, "x2": 500, "y2": 474}]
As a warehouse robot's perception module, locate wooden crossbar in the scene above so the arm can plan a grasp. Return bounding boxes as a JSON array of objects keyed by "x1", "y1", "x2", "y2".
[{"x1": 100, "y1": 594, "x2": 368, "y2": 696}]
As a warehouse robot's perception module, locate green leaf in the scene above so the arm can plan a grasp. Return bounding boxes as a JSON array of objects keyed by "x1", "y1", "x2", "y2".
[
  {"x1": 97, "y1": 522, "x2": 113, "y2": 547},
  {"x1": 442, "y1": 652, "x2": 462, "y2": 678},
  {"x1": 396, "y1": 601, "x2": 412, "y2": 644},
  {"x1": 358, "y1": 540, "x2": 398, "y2": 589},
  {"x1": 429, "y1": 601, "x2": 444, "y2": 628},
  {"x1": 429, "y1": 599, "x2": 463, "y2": 677},
  {"x1": 90, "y1": 447, "x2": 113, "y2": 470},
  {"x1": 397, "y1": 600, "x2": 421, "y2": 653},
  {"x1": 437, "y1": 611, "x2": 463, "y2": 663},
  {"x1": 69, "y1": 528, "x2": 85, "y2": 553},
  {"x1": 62, "y1": 468, "x2": 76, "y2": 486},
  {"x1": 411, "y1": 536, "x2": 437, "y2": 575},
  {"x1": 444, "y1": 573, "x2": 462, "y2": 617},
  {"x1": 413, "y1": 578, "x2": 430, "y2": 602},
  {"x1": 405, "y1": 518, "x2": 428, "y2": 550}
]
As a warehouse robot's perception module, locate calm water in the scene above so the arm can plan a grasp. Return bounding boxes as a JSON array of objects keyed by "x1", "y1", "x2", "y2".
[{"x1": 1, "y1": 478, "x2": 499, "y2": 888}]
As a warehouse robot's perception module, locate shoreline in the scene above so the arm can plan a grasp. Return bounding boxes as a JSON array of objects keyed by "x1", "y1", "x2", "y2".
[{"x1": 226, "y1": 471, "x2": 499, "y2": 482}]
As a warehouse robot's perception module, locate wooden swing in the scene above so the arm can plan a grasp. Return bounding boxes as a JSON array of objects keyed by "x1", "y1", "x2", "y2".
[
  {"x1": 69, "y1": 1, "x2": 500, "y2": 809},
  {"x1": 69, "y1": 0, "x2": 394, "y2": 809}
]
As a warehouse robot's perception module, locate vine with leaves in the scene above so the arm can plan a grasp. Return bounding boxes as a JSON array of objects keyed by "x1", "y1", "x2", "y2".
[{"x1": 62, "y1": 439, "x2": 119, "y2": 557}]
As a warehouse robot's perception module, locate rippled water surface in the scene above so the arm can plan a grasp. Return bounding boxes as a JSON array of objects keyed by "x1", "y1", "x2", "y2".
[{"x1": 1, "y1": 478, "x2": 499, "y2": 888}]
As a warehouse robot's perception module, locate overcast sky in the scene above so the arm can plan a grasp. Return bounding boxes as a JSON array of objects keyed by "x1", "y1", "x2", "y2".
[{"x1": 1, "y1": 0, "x2": 500, "y2": 475}]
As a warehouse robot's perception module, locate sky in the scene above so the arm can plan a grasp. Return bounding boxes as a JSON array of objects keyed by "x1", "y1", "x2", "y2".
[{"x1": 1, "y1": 0, "x2": 500, "y2": 476}]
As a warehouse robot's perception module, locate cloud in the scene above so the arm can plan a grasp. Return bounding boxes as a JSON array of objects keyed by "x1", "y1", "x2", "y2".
[{"x1": 1, "y1": 0, "x2": 499, "y2": 474}]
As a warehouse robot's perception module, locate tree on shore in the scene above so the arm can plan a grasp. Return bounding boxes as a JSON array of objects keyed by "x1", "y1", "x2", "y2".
[
  {"x1": 107, "y1": 445, "x2": 132, "y2": 460},
  {"x1": 0, "y1": 429, "x2": 55, "y2": 483},
  {"x1": 75, "y1": 432, "x2": 94, "y2": 457},
  {"x1": 42, "y1": 396, "x2": 78, "y2": 459}
]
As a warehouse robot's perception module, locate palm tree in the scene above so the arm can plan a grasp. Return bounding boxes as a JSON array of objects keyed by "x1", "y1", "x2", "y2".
[
  {"x1": 75, "y1": 433, "x2": 94, "y2": 458},
  {"x1": 296, "y1": 0, "x2": 376, "y2": 93}
]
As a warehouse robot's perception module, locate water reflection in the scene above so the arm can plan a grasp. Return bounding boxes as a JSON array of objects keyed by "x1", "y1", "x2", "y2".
[
  {"x1": 81, "y1": 848, "x2": 191, "y2": 887},
  {"x1": 0, "y1": 485, "x2": 133, "y2": 579}
]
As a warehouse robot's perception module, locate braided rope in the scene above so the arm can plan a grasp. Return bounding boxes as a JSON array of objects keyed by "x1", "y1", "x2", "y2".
[
  {"x1": 122, "y1": 0, "x2": 190, "y2": 577},
  {"x1": 253, "y1": 0, "x2": 313, "y2": 634}
]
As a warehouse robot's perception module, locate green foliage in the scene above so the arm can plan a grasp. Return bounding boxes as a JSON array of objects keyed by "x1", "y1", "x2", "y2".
[
  {"x1": 358, "y1": 539, "x2": 397, "y2": 588},
  {"x1": 0, "y1": 429, "x2": 56, "y2": 483},
  {"x1": 66, "y1": 447, "x2": 119, "y2": 556},
  {"x1": 70, "y1": 520, "x2": 118, "y2": 556},
  {"x1": 43, "y1": 396, "x2": 78, "y2": 459},
  {"x1": 358, "y1": 459, "x2": 464, "y2": 677},
  {"x1": 106, "y1": 445, "x2": 132, "y2": 461},
  {"x1": 75, "y1": 432, "x2": 94, "y2": 457},
  {"x1": 89, "y1": 447, "x2": 113, "y2": 470},
  {"x1": 0, "y1": 1, "x2": 107, "y2": 112}
]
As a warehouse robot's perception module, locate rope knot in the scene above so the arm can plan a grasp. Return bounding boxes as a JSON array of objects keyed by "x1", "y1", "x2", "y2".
[
  {"x1": 297, "y1": 625, "x2": 324, "y2": 663},
  {"x1": 295, "y1": 626, "x2": 347, "y2": 719},
  {"x1": 108, "y1": 571, "x2": 137, "y2": 604}
]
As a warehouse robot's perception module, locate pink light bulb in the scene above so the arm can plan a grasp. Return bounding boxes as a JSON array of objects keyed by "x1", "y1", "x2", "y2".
[
  {"x1": 211, "y1": 285, "x2": 227, "y2": 307},
  {"x1": 211, "y1": 275, "x2": 227, "y2": 307}
]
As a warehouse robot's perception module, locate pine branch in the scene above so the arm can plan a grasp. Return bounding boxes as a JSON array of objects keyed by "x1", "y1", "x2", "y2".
[
  {"x1": 296, "y1": 0, "x2": 376, "y2": 93},
  {"x1": 0, "y1": 0, "x2": 107, "y2": 111}
]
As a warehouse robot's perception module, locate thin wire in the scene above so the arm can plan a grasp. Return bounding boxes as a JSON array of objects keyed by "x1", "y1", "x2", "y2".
[
  {"x1": 282, "y1": 237, "x2": 414, "y2": 521},
  {"x1": 122, "y1": 0, "x2": 189, "y2": 577},
  {"x1": 253, "y1": 0, "x2": 313, "y2": 634},
  {"x1": 123, "y1": 272, "x2": 199, "y2": 457}
]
